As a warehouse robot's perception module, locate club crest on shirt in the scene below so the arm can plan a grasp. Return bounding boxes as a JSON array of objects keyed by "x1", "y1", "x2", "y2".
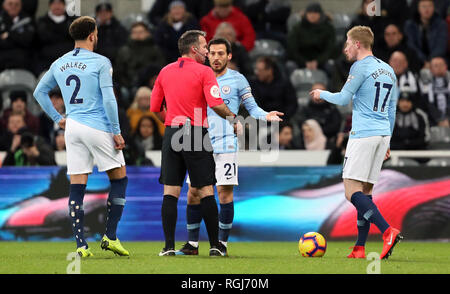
[
  {"x1": 221, "y1": 85, "x2": 231, "y2": 95},
  {"x1": 211, "y1": 85, "x2": 221, "y2": 98}
]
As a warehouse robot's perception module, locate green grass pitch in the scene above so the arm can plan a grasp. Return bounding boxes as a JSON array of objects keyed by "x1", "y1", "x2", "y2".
[{"x1": 0, "y1": 241, "x2": 449, "y2": 274}]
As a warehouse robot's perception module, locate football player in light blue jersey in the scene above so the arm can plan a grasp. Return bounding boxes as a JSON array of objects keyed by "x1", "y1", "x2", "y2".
[
  {"x1": 310, "y1": 26, "x2": 402, "y2": 260},
  {"x1": 178, "y1": 37, "x2": 284, "y2": 256},
  {"x1": 33, "y1": 16, "x2": 129, "y2": 258}
]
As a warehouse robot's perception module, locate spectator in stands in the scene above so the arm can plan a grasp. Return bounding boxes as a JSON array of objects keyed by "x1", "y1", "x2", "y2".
[
  {"x1": 243, "y1": 0, "x2": 291, "y2": 46},
  {"x1": 214, "y1": 22, "x2": 251, "y2": 76},
  {"x1": 114, "y1": 21, "x2": 165, "y2": 90},
  {"x1": 300, "y1": 119, "x2": 328, "y2": 150},
  {"x1": 423, "y1": 57, "x2": 450, "y2": 126},
  {"x1": 391, "y1": 92, "x2": 430, "y2": 150},
  {"x1": 0, "y1": 112, "x2": 26, "y2": 151},
  {"x1": 389, "y1": 51, "x2": 424, "y2": 108},
  {"x1": 0, "y1": 0, "x2": 36, "y2": 72},
  {"x1": 95, "y1": 2, "x2": 128, "y2": 65},
  {"x1": 1, "y1": 90, "x2": 39, "y2": 134},
  {"x1": 380, "y1": 0, "x2": 411, "y2": 29},
  {"x1": 136, "y1": 64, "x2": 162, "y2": 90},
  {"x1": 123, "y1": 115, "x2": 162, "y2": 166},
  {"x1": 292, "y1": 83, "x2": 342, "y2": 143},
  {"x1": 374, "y1": 23, "x2": 421, "y2": 72},
  {"x1": 39, "y1": 87, "x2": 64, "y2": 144},
  {"x1": 154, "y1": 1, "x2": 200, "y2": 63},
  {"x1": 200, "y1": 0, "x2": 255, "y2": 51},
  {"x1": 148, "y1": 0, "x2": 245, "y2": 26},
  {"x1": 0, "y1": 0, "x2": 37, "y2": 19},
  {"x1": 53, "y1": 128, "x2": 65, "y2": 151},
  {"x1": 404, "y1": 0, "x2": 448, "y2": 69},
  {"x1": 35, "y1": 0, "x2": 75, "y2": 75},
  {"x1": 275, "y1": 122, "x2": 299, "y2": 150},
  {"x1": 126, "y1": 86, "x2": 165, "y2": 135},
  {"x1": 349, "y1": 0, "x2": 388, "y2": 47},
  {"x1": 250, "y1": 56, "x2": 297, "y2": 120},
  {"x1": 132, "y1": 115, "x2": 162, "y2": 151},
  {"x1": 287, "y1": 2, "x2": 335, "y2": 70},
  {"x1": 410, "y1": 0, "x2": 450, "y2": 19},
  {"x1": 3, "y1": 131, "x2": 56, "y2": 166}
]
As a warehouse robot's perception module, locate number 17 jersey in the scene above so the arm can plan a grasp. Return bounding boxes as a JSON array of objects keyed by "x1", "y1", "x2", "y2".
[
  {"x1": 345, "y1": 55, "x2": 398, "y2": 139},
  {"x1": 39, "y1": 47, "x2": 115, "y2": 133}
]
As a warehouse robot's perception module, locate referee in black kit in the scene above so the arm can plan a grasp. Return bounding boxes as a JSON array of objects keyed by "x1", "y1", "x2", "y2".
[{"x1": 150, "y1": 30, "x2": 238, "y2": 256}]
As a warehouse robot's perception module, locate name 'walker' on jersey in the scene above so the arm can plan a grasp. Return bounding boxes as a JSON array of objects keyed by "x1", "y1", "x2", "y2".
[
  {"x1": 207, "y1": 69, "x2": 268, "y2": 153},
  {"x1": 321, "y1": 55, "x2": 399, "y2": 139},
  {"x1": 34, "y1": 47, "x2": 120, "y2": 135}
]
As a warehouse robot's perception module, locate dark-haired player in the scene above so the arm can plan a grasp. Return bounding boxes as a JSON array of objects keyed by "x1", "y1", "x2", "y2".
[
  {"x1": 179, "y1": 37, "x2": 283, "y2": 256},
  {"x1": 33, "y1": 16, "x2": 129, "y2": 258}
]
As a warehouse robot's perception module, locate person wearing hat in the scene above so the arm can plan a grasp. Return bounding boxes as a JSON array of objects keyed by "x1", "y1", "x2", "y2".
[
  {"x1": 35, "y1": 0, "x2": 76, "y2": 75},
  {"x1": 200, "y1": 0, "x2": 256, "y2": 51},
  {"x1": 1, "y1": 90, "x2": 40, "y2": 134},
  {"x1": 287, "y1": 2, "x2": 336, "y2": 70},
  {"x1": 390, "y1": 92, "x2": 430, "y2": 151},
  {"x1": 154, "y1": 0, "x2": 200, "y2": 63},
  {"x1": 95, "y1": 2, "x2": 128, "y2": 65}
]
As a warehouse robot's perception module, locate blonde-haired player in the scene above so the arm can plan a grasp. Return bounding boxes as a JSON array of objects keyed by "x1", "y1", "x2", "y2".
[{"x1": 310, "y1": 26, "x2": 403, "y2": 260}]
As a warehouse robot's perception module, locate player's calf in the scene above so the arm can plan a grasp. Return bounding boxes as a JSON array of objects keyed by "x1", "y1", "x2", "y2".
[{"x1": 69, "y1": 184, "x2": 88, "y2": 249}]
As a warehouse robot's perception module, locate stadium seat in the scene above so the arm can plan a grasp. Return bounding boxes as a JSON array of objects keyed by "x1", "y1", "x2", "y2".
[
  {"x1": 428, "y1": 126, "x2": 450, "y2": 149},
  {"x1": 120, "y1": 13, "x2": 151, "y2": 31},
  {"x1": 426, "y1": 158, "x2": 450, "y2": 167},
  {"x1": 249, "y1": 39, "x2": 286, "y2": 62},
  {"x1": 290, "y1": 68, "x2": 328, "y2": 93},
  {"x1": 0, "y1": 69, "x2": 40, "y2": 115},
  {"x1": 332, "y1": 13, "x2": 354, "y2": 44},
  {"x1": 286, "y1": 12, "x2": 301, "y2": 32}
]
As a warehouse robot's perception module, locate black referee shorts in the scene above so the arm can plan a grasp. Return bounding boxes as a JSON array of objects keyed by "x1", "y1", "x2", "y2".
[{"x1": 159, "y1": 125, "x2": 216, "y2": 188}]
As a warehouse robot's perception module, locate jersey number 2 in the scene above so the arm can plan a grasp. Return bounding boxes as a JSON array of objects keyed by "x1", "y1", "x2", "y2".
[
  {"x1": 373, "y1": 82, "x2": 392, "y2": 112},
  {"x1": 66, "y1": 75, "x2": 83, "y2": 104}
]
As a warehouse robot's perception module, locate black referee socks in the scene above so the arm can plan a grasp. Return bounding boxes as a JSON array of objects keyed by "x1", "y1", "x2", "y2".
[
  {"x1": 162, "y1": 195, "x2": 179, "y2": 249},
  {"x1": 200, "y1": 195, "x2": 219, "y2": 248}
]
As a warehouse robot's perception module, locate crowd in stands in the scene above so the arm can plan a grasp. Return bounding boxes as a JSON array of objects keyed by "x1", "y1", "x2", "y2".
[{"x1": 0, "y1": 0, "x2": 449, "y2": 167}]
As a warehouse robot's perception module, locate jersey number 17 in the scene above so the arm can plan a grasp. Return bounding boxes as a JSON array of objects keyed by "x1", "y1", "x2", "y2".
[{"x1": 373, "y1": 82, "x2": 392, "y2": 112}]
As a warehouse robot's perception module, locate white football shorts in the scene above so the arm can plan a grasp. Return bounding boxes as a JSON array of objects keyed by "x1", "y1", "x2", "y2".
[
  {"x1": 65, "y1": 118, "x2": 125, "y2": 175},
  {"x1": 186, "y1": 152, "x2": 238, "y2": 186},
  {"x1": 342, "y1": 135, "x2": 391, "y2": 184}
]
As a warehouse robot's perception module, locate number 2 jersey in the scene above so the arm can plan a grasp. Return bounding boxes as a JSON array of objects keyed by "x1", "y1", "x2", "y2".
[
  {"x1": 320, "y1": 55, "x2": 399, "y2": 139},
  {"x1": 33, "y1": 47, "x2": 120, "y2": 134}
]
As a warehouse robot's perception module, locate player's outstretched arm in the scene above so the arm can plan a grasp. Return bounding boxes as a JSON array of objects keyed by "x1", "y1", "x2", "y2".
[{"x1": 242, "y1": 96, "x2": 283, "y2": 122}]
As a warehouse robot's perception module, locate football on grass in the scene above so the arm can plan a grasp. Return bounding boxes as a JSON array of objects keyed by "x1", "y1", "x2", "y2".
[{"x1": 298, "y1": 232, "x2": 327, "y2": 257}]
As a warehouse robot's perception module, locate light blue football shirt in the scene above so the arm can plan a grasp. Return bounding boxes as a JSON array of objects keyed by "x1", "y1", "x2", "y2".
[
  {"x1": 320, "y1": 55, "x2": 398, "y2": 139},
  {"x1": 207, "y1": 68, "x2": 268, "y2": 153},
  {"x1": 33, "y1": 47, "x2": 120, "y2": 134}
]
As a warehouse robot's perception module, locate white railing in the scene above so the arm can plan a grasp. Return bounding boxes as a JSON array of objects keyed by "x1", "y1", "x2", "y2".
[{"x1": 1, "y1": 150, "x2": 450, "y2": 167}]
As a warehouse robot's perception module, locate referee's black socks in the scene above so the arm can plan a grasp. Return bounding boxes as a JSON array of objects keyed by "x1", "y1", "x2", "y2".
[
  {"x1": 200, "y1": 195, "x2": 219, "y2": 248},
  {"x1": 162, "y1": 195, "x2": 178, "y2": 249}
]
